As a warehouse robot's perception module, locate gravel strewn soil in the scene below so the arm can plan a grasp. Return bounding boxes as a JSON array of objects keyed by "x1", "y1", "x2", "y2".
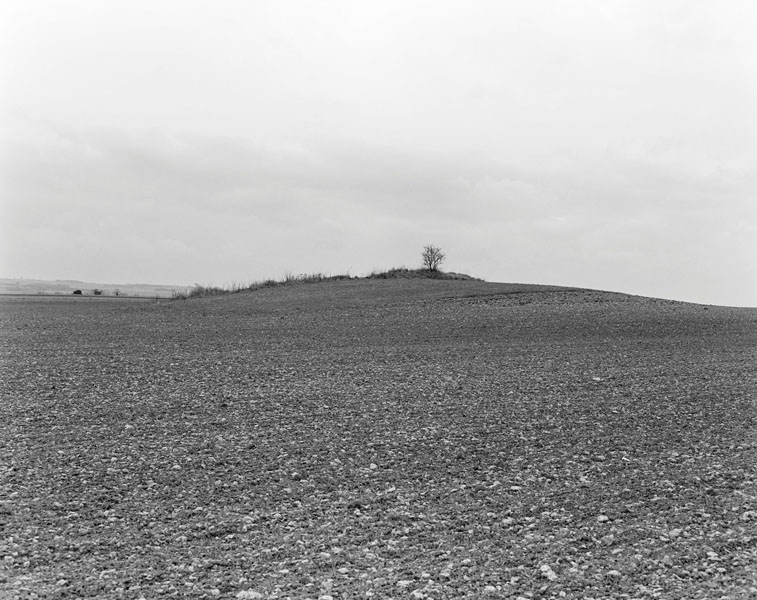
[{"x1": 1, "y1": 279, "x2": 755, "y2": 599}]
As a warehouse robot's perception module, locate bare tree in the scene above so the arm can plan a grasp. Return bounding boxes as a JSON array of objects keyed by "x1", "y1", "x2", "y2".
[{"x1": 422, "y1": 244, "x2": 446, "y2": 271}]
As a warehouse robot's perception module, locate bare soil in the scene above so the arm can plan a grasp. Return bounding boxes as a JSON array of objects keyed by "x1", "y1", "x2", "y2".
[{"x1": 1, "y1": 279, "x2": 755, "y2": 599}]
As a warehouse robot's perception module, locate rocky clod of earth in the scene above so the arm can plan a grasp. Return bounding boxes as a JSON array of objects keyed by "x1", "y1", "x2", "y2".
[{"x1": 1, "y1": 279, "x2": 755, "y2": 599}]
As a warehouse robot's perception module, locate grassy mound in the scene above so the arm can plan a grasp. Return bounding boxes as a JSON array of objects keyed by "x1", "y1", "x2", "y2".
[
  {"x1": 366, "y1": 267, "x2": 482, "y2": 281},
  {"x1": 172, "y1": 269, "x2": 481, "y2": 300},
  {"x1": 171, "y1": 272, "x2": 354, "y2": 300}
]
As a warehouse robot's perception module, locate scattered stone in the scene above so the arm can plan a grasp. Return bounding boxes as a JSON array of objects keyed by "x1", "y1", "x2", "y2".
[
  {"x1": 539, "y1": 564, "x2": 558, "y2": 581},
  {"x1": 236, "y1": 591, "x2": 263, "y2": 600},
  {"x1": 597, "y1": 515, "x2": 610, "y2": 523}
]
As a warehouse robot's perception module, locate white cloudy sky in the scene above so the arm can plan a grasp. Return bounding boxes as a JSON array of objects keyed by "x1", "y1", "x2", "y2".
[{"x1": 2, "y1": 1, "x2": 755, "y2": 305}]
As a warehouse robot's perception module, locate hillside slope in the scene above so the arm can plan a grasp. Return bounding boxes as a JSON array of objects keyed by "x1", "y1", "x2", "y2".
[{"x1": 1, "y1": 279, "x2": 755, "y2": 599}]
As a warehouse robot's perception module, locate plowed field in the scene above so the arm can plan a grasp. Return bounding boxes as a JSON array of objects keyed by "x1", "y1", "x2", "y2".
[{"x1": 1, "y1": 279, "x2": 755, "y2": 599}]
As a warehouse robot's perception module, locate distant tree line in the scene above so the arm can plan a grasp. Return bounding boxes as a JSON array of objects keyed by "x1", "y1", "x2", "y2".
[{"x1": 72, "y1": 288, "x2": 119, "y2": 296}]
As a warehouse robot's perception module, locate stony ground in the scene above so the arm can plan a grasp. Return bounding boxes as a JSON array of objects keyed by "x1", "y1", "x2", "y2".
[{"x1": 1, "y1": 279, "x2": 755, "y2": 599}]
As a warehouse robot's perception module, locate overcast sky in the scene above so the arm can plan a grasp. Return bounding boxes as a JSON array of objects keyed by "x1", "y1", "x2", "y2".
[{"x1": 2, "y1": 1, "x2": 755, "y2": 305}]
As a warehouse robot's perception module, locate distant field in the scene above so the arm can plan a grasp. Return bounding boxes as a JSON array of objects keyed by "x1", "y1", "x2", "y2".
[
  {"x1": 0, "y1": 278, "x2": 186, "y2": 298},
  {"x1": 1, "y1": 279, "x2": 755, "y2": 599}
]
